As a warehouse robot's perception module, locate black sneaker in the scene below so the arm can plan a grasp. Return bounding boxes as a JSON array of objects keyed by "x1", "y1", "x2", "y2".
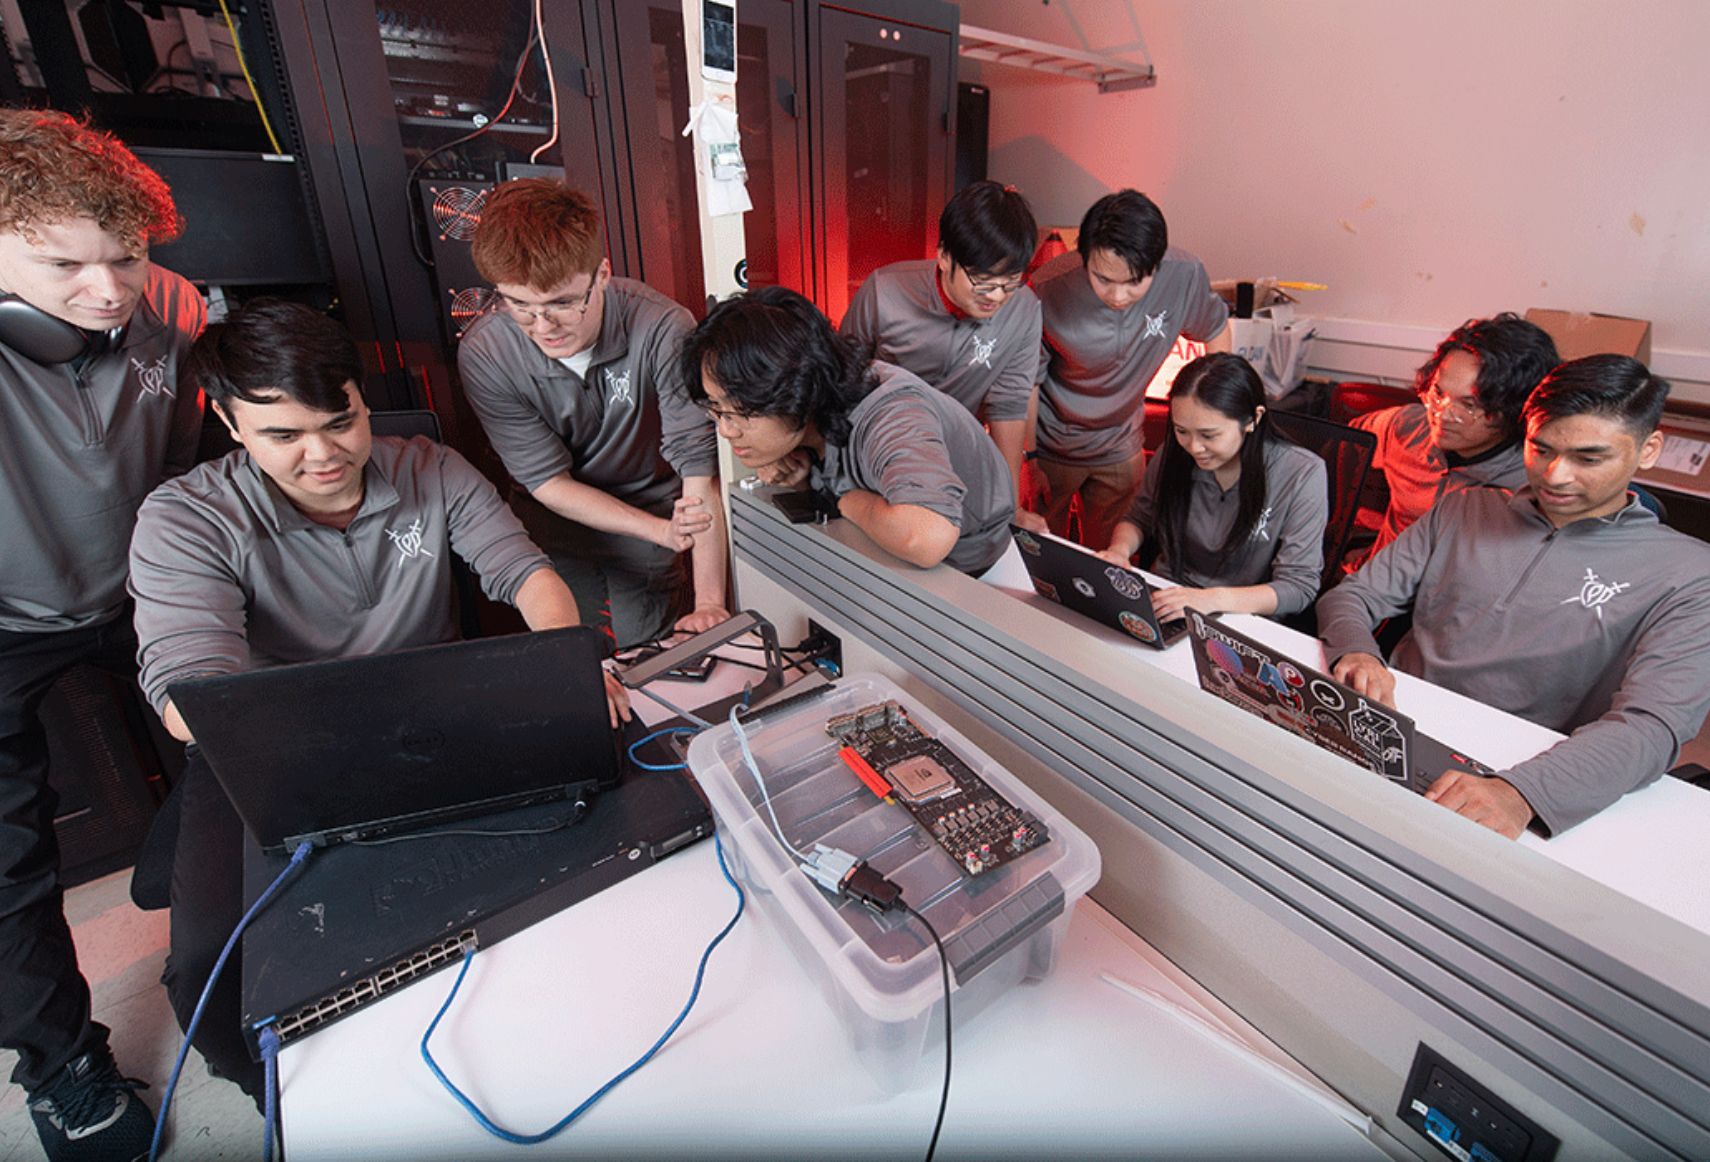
[{"x1": 27, "y1": 1050, "x2": 154, "y2": 1162}]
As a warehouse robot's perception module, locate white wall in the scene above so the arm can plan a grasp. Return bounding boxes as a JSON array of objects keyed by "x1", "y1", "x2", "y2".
[{"x1": 958, "y1": 0, "x2": 1710, "y2": 401}]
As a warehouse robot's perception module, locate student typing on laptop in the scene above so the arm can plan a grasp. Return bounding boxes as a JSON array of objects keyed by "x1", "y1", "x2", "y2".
[
  {"x1": 127, "y1": 300, "x2": 628, "y2": 1101},
  {"x1": 1095, "y1": 354, "x2": 1328, "y2": 622},
  {"x1": 1317, "y1": 356, "x2": 1710, "y2": 839}
]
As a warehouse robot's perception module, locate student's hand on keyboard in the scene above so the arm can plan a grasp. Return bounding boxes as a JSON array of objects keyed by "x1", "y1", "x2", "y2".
[
  {"x1": 1425, "y1": 770, "x2": 1534, "y2": 839},
  {"x1": 1330, "y1": 651, "x2": 1396, "y2": 708}
]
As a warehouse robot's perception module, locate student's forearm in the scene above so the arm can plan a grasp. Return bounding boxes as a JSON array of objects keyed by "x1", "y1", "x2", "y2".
[
  {"x1": 683, "y1": 475, "x2": 728, "y2": 613},
  {"x1": 532, "y1": 474, "x2": 671, "y2": 547},
  {"x1": 1204, "y1": 584, "x2": 1280, "y2": 616},
  {"x1": 989, "y1": 419, "x2": 1027, "y2": 509},
  {"x1": 514, "y1": 566, "x2": 581, "y2": 630},
  {"x1": 1106, "y1": 520, "x2": 1144, "y2": 559},
  {"x1": 836, "y1": 491, "x2": 959, "y2": 568}
]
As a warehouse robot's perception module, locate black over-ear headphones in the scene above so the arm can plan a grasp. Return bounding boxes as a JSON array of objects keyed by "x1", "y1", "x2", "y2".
[{"x1": 0, "y1": 294, "x2": 126, "y2": 365}]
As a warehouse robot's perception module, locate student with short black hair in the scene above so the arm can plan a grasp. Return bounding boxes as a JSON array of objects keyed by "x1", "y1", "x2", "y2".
[
  {"x1": 1346, "y1": 313, "x2": 1559, "y2": 570},
  {"x1": 840, "y1": 181, "x2": 1044, "y2": 527},
  {"x1": 129, "y1": 299, "x2": 613, "y2": 1101},
  {"x1": 1097, "y1": 353, "x2": 1327, "y2": 620},
  {"x1": 682, "y1": 287, "x2": 1015, "y2": 574},
  {"x1": 1317, "y1": 355, "x2": 1710, "y2": 838},
  {"x1": 1029, "y1": 190, "x2": 1231, "y2": 546}
]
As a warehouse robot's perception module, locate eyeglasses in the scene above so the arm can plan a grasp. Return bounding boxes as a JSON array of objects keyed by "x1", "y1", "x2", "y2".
[
  {"x1": 497, "y1": 276, "x2": 600, "y2": 325},
  {"x1": 1421, "y1": 381, "x2": 1493, "y2": 425},
  {"x1": 955, "y1": 263, "x2": 1025, "y2": 298},
  {"x1": 701, "y1": 402, "x2": 758, "y2": 428}
]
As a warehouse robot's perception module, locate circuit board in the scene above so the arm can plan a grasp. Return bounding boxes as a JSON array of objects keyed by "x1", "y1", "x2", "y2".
[{"x1": 826, "y1": 700, "x2": 1049, "y2": 877}]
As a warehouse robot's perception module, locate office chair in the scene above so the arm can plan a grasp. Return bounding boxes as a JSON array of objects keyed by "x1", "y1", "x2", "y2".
[{"x1": 1268, "y1": 410, "x2": 1378, "y2": 598}]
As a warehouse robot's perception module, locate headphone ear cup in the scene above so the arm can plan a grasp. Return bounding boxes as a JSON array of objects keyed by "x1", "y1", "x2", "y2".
[{"x1": 0, "y1": 295, "x2": 92, "y2": 365}]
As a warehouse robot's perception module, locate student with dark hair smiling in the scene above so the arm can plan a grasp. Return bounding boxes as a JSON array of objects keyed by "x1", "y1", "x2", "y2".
[
  {"x1": 682, "y1": 287, "x2": 1015, "y2": 574},
  {"x1": 1318, "y1": 355, "x2": 1710, "y2": 839},
  {"x1": 1029, "y1": 189, "x2": 1231, "y2": 547},
  {"x1": 128, "y1": 298, "x2": 616, "y2": 1102},
  {"x1": 1096, "y1": 352, "x2": 1327, "y2": 621},
  {"x1": 841, "y1": 181, "x2": 1046, "y2": 529},
  {"x1": 1346, "y1": 313, "x2": 1559, "y2": 570}
]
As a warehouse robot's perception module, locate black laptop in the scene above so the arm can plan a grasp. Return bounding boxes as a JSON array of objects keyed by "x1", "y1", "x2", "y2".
[
  {"x1": 170, "y1": 627, "x2": 627, "y2": 852},
  {"x1": 1184, "y1": 611, "x2": 1493, "y2": 793},
  {"x1": 1010, "y1": 524, "x2": 1189, "y2": 649}
]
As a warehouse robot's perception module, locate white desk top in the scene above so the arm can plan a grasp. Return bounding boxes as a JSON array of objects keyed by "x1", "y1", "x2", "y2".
[
  {"x1": 275, "y1": 647, "x2": 1391, "y2": 1160},
  {"x1": 982, "y1": 543, "x2": 1710, "y2": 935}
]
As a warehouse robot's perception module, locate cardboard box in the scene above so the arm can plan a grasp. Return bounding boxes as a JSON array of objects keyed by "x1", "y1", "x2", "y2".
[{"x1": 1524, "y1": 308, "x2": 1652, "y2": 364}]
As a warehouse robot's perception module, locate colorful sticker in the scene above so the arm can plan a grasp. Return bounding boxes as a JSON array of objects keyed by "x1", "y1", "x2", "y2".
[
  {"x1": 1118, "y1": 610, "x2": 1158, "y2": 644},
  {"x1": 1015, "y1": 531, "x2": 1042, "y2": 556},
  {"x1": 1104, "y1": 567, "x2": 1146, "y2": 602},
  {"x1": 1032, "y1": 578, "x2": 1059, "y2": 603}
]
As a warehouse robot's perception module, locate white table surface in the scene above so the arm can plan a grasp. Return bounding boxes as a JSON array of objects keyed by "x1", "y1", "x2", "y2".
[
  {"x1": 982, "y1": 541, "x2": 1710, "y2": 935},
  {"x1": 275, "y1": 644, "x2": 1392, "y2": 1161}
]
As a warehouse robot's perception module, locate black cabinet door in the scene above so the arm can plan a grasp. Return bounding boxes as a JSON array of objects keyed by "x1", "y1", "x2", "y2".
[{"x1": 813, "y1": 6, "x2": 953, "y2": 323}]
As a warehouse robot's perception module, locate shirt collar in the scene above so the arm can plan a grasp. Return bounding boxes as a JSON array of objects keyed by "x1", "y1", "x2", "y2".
[
  {"x1": 242, "y1": 452, "x2": 400, "y2": 534},
  {"x1": 1508, "y1": 485, "x2": 1653, "y2": 531},
  {"x1": 933, "y1": 268, "x2": 973, "y2": 322}
]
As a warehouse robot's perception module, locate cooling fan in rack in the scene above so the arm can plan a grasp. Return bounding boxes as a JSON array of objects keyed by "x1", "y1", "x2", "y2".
[
  {"x1": 429, "y1": 185, "x2": 488, "y2": 241},
  {"x1": 448, "y1": 287, "x2": 495, "y2": 337}
]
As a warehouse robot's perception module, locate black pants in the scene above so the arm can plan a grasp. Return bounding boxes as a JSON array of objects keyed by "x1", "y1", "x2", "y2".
[
  {"x1": 0, "y1": 617, "x2": 137, "y2": 1093},
  {"x1": 162, "y1": 749, "x2": 263, "y2": 1100}
]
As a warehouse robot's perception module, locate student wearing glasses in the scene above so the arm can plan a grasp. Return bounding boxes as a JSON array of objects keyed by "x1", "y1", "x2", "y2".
[
  {"x1": 1029, "y1": 190, "x2": 1231, "y2": 547},
  {"x1": 1344, "y1": 314, "x2": 1558, "y2": 571},
  {"x1": 1095, "y1": 353, "x2": 1327, "y2": 621},
  {"x1": 682, "y1": 287, "x2": 1015, "y2": 574},
  {"x1": 1318, "y1": 356, "x2": 1710, "y2": 838},
  {"x1": 839, "y1": 181, "x2": 1047, "y2": 531},
  {"x1": 458, "y1": 179, "x2": 728, "y2": 648}
]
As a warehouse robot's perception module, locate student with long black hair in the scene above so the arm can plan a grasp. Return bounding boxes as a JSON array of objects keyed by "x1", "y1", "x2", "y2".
[{"x1": 1096, "y1": 352, "x2": 1327, "y2": 621}]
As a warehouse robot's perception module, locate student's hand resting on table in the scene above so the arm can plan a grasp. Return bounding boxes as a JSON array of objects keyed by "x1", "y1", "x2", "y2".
[
  {"x1": 674, "y1": 603, "x2": 732, "y2": 635},
  {"x1": 1330, "y1": 651, "x2": 1396, "y2": 708},
  {"x1": 603, "y1": 671, "x2": 633, "y2": 728},
  {"x1": 1426, "y1": 770, "x2": 1534, "y2": 839}
]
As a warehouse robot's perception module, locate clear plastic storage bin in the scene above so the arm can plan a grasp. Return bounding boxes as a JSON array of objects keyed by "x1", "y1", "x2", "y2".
[{"x1": 687, "y1": 674, "x2": 1101, "y2": 1089}]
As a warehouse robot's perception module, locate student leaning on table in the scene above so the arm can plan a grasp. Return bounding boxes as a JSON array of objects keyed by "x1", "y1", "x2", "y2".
[{"x1": 1316, "y1": 355, "x2": 1710, "y2": 839}]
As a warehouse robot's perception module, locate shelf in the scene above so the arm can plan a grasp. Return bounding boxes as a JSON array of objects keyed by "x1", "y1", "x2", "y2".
[{"x1": 958, "y1": 24, "x2": 1155, "y2": 93}]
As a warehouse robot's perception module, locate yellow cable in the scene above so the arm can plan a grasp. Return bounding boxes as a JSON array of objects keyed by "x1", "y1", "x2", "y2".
[{"x1": 215, "y1": 0, "x2": 285, "y2": 155}]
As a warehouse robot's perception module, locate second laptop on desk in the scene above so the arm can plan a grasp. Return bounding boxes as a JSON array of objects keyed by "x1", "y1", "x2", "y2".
[{"x1": 1010, "y1": 524, "x2": 1188, "y2": 649}]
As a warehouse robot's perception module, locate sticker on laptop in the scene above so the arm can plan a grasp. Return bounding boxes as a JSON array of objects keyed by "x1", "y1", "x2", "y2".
[
  {"x1": 1032, "y1": 578, "x2": 1059, "y2": 602},
  {"x1": 1104, "y1": 567, "x2": 1146, "y2": 601},
  {"x1": 1309, "y1": 678, "x2": 1346, "y2": 711},
  {"x1": 1015, "y1": 531, "x2": 1042, "y2": 556},
  {"x1": 1118, "y1": 610, "x2": 1157, "y2": 644},
  {"x1": 1072, "y1": 577, "x2": 1096, "y2": 599}
]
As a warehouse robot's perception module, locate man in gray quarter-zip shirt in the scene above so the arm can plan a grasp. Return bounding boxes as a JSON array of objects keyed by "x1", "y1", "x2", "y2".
[
  {"x1": 1344, "y1": 313, "x2": 1558, "y2": 572},
  {"x1": 0, "y1": 108, "x2": 203, "y2": 1159},
  {"x1": 459, "y1": 179, "x2": 727, "y2": 650},
  {"x1": 1318, "y1": 356, "x2": 1710, "y2": 839},
  {"x1": 840, "y1": 181, "x2": 1047, "y2": 531},
  {"x1": 127, "y1": 300, "x2": 603, "y2": 1103},
  {"x1": 1029, "y1": 190, "x2": 1230, "y2": 548}
]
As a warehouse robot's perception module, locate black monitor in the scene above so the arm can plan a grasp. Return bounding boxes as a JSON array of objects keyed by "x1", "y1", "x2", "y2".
[{"x1": 133, "y1": 147, "x2": 327, "y2": 286}]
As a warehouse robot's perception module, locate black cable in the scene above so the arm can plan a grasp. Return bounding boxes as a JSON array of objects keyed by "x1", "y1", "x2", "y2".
[{"x1": 902, "y1": 903, "x2": 952, "y2": 1162}]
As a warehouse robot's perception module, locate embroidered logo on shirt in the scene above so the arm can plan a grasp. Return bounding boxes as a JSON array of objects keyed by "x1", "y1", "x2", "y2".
[
  {"x1": 384, "y1": 518, "x2": 436, "y2": 569},
  {"x1": 969, "y1": 336, "x2": 997, "y2": 369},
  {"x1": 131, "y1": 355, "x2": 174, "y2": 398},
  {"x1": 1143, "y1": 310, "x2": 1169, "y2": 340},
  {"x1": 1250, "y1": 505, "x2": 1274, "y2": 542},
  {"x1": 607, "y1": 367, "x2": 634, "y2": 407},
  {"x1": 1560, "y1": 566, "x2": 1628, "y2": 620}
]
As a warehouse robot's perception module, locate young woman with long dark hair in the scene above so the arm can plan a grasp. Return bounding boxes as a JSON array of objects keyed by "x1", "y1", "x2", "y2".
[{"x1": 1097, "y1": 352, "x2": 1327, "y2": 620}]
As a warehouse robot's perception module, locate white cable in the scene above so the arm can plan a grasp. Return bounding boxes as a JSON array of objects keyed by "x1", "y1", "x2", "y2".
[
  {"x1": 729, "y1": 705, "x2": 812, "y2": 861},
  {"x1": 529, "y1": 0, "x2": 561, "y2": 164}
]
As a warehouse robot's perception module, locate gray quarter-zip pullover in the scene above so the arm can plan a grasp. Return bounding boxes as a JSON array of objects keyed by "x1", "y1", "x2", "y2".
[
  {"x1": 813, "y1": 362, "x2": 1016, "y2": 575},
  {"x1": 1318, "y1": 487, "x2": 1710, "y2": 834},
  {"x1": 129, "y1": 435, "x2": 551, "y2": 714},
  {"x1": 0, "y1": 265, "x2": 205, "y2": 631},
  {"x1": 457, "y1": 278, "x2": 717, "y2": 513},
  {"x1": 1127, "y1": 438, "x2": 1328, "y2": 615},
  {"x1": 1032, "y1": 248, "x2": 1229, "y2": 466},
  {"x1": 839, "y1": 259, "x2": 1041, "y2": 423}
]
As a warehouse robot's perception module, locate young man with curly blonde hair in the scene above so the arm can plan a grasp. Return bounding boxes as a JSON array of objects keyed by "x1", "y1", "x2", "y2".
[{"x1": 0, "y1": 106, "x2": 204, "y2": 1161}]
